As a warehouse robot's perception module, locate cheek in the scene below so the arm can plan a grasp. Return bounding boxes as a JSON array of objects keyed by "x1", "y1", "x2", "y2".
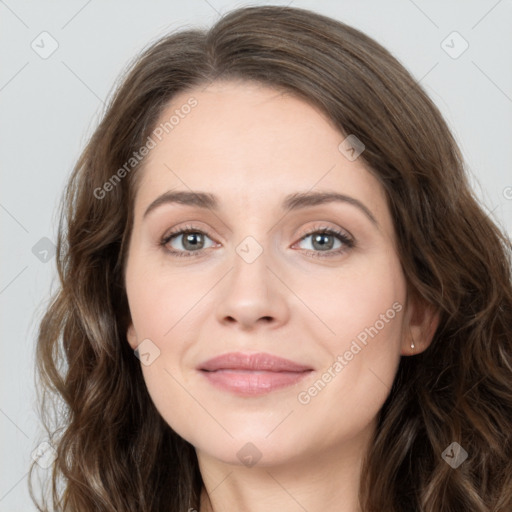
[
  {"x1": 125, "y1": 267, "x2": 203, "y2": 438},
  {"x1": 330, "y1": 275, "x2": 404, "y2": 349},
  {"x1": 124, "y1": 257, "x2": 210, "y2": 427},
  {"x1": 305, "y1": 254, "x2": 406, "y2": 352},
  {"x1": 293, "y1": 284, "x2": 405, "y2": 452},
  {"x1": 125, "y1": 254, "x2": 201, "y2": 343},
  {"x1": 311, "y1": 256, "x2": 406, "y2": 399}
]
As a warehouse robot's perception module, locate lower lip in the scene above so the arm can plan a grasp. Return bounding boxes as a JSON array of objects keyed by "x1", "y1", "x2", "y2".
[{"x1": 200, "y1": 369, "x2": 312, "y2": 396}]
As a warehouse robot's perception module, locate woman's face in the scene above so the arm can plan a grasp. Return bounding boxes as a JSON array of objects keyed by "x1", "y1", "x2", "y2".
[{"x1": 124, "y1": 80, "x2": 417, "y2": 467}]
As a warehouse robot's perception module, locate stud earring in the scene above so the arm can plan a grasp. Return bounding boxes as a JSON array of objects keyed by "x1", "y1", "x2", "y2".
[{"x1": 411, "y1": 340, "x2": 415, "y2": 350}]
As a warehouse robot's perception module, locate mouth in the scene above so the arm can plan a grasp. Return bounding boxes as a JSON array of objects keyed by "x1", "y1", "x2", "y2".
[{"x1": 197, "y1": 352, "x2": 314, "y2": 396}]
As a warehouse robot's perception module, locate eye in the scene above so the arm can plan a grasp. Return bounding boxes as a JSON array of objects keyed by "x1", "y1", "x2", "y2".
[
  {"x1": 293, "y1": 226, "x2": 355, "y2": 258},
  {"x1": 159, "y1": 224, "x2": 355, "y2": 259},
  {"x1": 160, "y1": 225, "x2": 217, "y2": 258}
]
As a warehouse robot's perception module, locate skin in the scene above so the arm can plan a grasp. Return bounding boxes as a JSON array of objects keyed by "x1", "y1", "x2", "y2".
[{"x1": 124, "y1": 80, "x2": 439, "y2": 512}]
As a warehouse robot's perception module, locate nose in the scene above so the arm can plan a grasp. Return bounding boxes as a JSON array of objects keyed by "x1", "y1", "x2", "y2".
[{"x1": 215, "y1": 247, "x2": 290, "y2": 331}]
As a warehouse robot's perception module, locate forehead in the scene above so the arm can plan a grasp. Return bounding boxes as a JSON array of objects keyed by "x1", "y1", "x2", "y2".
[{"x1": 133, "y1": 80, "x2": 388, "y2": 222}]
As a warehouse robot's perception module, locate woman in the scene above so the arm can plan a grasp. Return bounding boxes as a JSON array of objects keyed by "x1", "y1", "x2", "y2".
[{"x1": 29, "y1": 5, "x2": 512, "y2": 511}]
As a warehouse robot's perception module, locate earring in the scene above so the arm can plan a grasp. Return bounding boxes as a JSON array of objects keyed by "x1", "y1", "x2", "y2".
[{"x1": 410, "y1": 340, "x2": 415, "y2": 350}]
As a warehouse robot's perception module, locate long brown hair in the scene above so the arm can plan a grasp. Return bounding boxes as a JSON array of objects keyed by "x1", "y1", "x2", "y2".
[{"x1": 29, "y1": 5, "x2": 512, "y2": 511}]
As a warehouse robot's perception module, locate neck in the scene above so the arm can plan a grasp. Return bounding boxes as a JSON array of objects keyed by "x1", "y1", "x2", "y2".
[{"x1": 196, "y1": 420, "x2": 375, "y2": 512}]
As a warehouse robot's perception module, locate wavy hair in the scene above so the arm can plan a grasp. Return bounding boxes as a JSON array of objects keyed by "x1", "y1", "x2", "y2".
[{"x1": 29, "y1": 5, "x2": 512, "y2": 511}]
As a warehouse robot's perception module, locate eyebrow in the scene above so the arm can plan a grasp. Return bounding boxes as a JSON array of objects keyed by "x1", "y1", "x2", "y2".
[{"x1": 143, "y1": 190, "x2": 378, "y2": 226}]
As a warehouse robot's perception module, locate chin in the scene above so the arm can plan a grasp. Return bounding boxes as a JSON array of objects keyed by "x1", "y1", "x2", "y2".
[{"x1": 185, "y1": 423, "x2": 305, "y2": 468}]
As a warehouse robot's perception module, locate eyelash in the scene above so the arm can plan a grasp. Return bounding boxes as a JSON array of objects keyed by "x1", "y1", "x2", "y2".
[{"x1": 159, "y1": 224, "x2": 355, "y2": 259}]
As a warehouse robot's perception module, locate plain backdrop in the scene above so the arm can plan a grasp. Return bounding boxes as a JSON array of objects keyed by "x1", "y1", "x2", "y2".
[{"x1": 1, "y1": 0, "x2": 511, "y2": 510}]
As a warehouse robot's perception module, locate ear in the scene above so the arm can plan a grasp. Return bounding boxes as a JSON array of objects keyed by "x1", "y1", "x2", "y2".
[
  {"x1": 401, "y1": 293, "x2": 440, "y2": 356},
  {"x1": 126, "y1": 323, "x2": 138, "y2": 350}
]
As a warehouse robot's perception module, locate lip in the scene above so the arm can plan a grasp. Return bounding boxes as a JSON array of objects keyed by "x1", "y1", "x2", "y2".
[{"x1": 198, "y1": 352, "x2": 314, "y2": 396}]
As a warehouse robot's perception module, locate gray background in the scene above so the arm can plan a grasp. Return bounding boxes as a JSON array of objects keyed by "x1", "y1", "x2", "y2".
[{"x1": 1, "y1": 0, "x2": 511, "y2": 510}]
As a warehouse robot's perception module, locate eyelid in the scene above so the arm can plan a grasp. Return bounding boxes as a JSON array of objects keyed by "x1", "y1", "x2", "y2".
[
  {"x1": 295, "y1": 222, "x2": 354, "y2": 242},
  {"x1": 161, "y1": 222, "x2": 215, "y2": 242}
]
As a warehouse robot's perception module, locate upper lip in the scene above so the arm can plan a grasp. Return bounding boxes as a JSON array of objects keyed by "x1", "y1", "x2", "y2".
[{"x1": 198, "y1": 352, "x2": 313, "y2": 372}]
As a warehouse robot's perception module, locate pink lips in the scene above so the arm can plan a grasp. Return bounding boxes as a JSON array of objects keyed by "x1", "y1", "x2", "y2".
[{"x1": 198, "y1": 352, "x2": 313, "y2": 396}]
